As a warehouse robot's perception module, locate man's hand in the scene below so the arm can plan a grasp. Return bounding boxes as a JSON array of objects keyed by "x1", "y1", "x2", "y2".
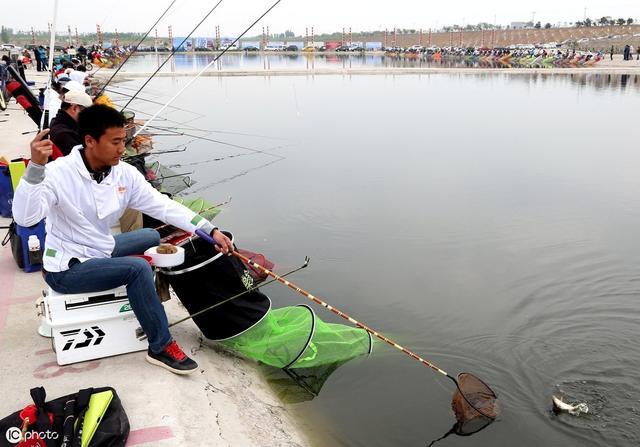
[
  {"x1": 30, "y1": 129, "x2": 53, "y2": 165},
  {"x1": 212, "y1": 228, "x2": 233, "y2": 254}
]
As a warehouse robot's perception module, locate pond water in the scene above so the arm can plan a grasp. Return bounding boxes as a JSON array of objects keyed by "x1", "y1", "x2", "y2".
[{"x1": 112, "y1": 71, "x2": 640, "y2": 446}]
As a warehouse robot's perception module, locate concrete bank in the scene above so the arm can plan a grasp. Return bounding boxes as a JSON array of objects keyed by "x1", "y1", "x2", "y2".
[{"x1": 0, "y1": 72, "x2": 308, "y2": 446}]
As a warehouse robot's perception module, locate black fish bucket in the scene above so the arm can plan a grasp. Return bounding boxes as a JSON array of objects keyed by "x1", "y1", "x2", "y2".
[{"x1": 160, "y1": 232, "x2": 271, "y2": 341}]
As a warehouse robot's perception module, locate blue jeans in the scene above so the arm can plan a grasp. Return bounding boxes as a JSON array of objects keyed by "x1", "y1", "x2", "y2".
[{"x1": 44, "y1": 228, "x2": 172, "y2": 353}]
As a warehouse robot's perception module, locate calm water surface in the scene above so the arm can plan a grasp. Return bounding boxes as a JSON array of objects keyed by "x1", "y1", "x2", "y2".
[
  {"x1": 120, "y1": 52, "x2": 553, "y2": 71},
  {"x1": 113, "y1": 71, "x2": 640, "y2": 446}
]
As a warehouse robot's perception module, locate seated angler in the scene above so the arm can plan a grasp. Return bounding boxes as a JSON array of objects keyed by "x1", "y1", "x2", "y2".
[
  {"x1": 48, "y1": 89, "x2": 93, "y2": 156},
  {"x1": 12, "y1": 104, "x2": 234, "y2": 375}
]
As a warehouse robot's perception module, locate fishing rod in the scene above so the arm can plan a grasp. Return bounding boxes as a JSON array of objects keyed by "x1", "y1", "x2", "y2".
[
  {"x1": 103, "y1": 87, "x2": 205, "y2": 118},
  {"x1": 195, "y1": 229, "x2": 499, "y2": 420},
  {"x1": 165, "y1": 151, "x2": 252, "y2": 167},
  {"x1": 133, "y1": 123, "x2": 269, "y2": 156},
  {"x1": 97, "y1": 0, "x2": 177, "y2": 97},
  {"x1": 164, "y1": 143, "x2": 288, "y2": 168},
  {"x1": 136, "y1": 259, "x2": 309, "y2": 340},
  {"x1": 40, "y1": 0, "x2": 59, "y2": 131},
  {"x1": 153, "y1": 196, "x2": 232, "y2": 233},
  {"x1": 132, "y1": 0, "x2": 285, "y2": 138},
  {"x1": 113, "y1": 99, "x2": 289, "y2": 143},
  {"x1": 147, "y1": 124, "x2": 291, "y2": 141},
  {"x1": 143, "y1": 125, "x2": 285, "y2": 157},
  {"x1": 189, "y1": 157, "x2": 283, "y2": 193},
  {"x1": 121, "y1": 0, "x2": 224, "y2": 111}
]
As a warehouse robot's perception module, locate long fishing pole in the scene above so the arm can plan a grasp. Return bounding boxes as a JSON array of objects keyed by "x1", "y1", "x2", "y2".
[
  {"x1": 164, "y1": 142, "x2": 287, "y2": 168},
  {"x1": 103, "y1": 87, "x2": 205, "y2": 118},
  {"x1": 133, "y1": 0, "x2": 285, "y2": 138},
  {"x1": 136, "y1": 259, "x2": 309, "y2": 340},
  {"x1": 189, "y1": 157, "x2": 283, "y2": 193},
  {"x1": 195, "y1": 229, "x2": 499, "y2": 420},
  {"x1": 40, "y1": 0, "x2": 59, "y2": 131},
  {"x1": 141, "y1": 124, "x2": 291, "y2": 141},
  {"x1": 97, "y1": 0, "x2": 177, "y2": 96},
  {"x1": 153, "y1": 196, "x2": 232, "y2": 233},
  {"x1": 121, "y1": 0, "x2": 224, "y2": 110},
  {"x1": 143, "y1": 125, "x2": 285, "y2": 156}
]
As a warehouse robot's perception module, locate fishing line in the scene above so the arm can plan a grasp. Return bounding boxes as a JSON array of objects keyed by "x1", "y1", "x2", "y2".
[
  {"x1": 102, "y1": 87, "x2": 205, "y2": 118},
  {"x1": 133, "y1": 0, "x2": 286, "y2": 138},
  {"x1": 196, "y1": 229, "x2": 500, "y2": 421},
  {"x1": 40, "y1": 0, "x2": 59, "y2": 131},
  {"x1": 103, "y1": 82, "x2": 164, "y2": 95},
  {"x1": 148, "y1": 124, "x2": 292, "y2": 142},
  {"x1": 110, "y1": 94, "x2": 288, "y2": 142},
  {"x1": 97, "y1": 0, "x2": 178, "y2": 96},
  {"x1": 189, "y1": 157, "x2": 283, "y2": 193},
  {"x1": 143, "y1": 125, "x2": 285, "y2": 157},
  {"x1": 121, "y1": 0, "x2": 225, "y2": 110},
  {"x1": 163, "y1": 143, "x2": 289, "y2": 168}
]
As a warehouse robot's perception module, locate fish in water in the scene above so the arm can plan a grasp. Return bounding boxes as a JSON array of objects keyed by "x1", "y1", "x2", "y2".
[{"x1": 552, "y1": 395, "x2": 589, "y2": 415}]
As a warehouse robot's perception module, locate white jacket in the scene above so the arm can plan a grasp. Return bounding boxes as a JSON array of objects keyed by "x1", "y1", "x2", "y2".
[{"x1": 12, "y1": 146, "x2": 214, "y2": 272}]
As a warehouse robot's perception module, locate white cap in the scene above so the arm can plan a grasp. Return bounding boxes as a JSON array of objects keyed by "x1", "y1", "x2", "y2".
[
  {"x1": 63, "y1": 90, "x2": 93, "y2": 108},
  {"x1": 62, "y1": 80, "x2": 85, "y2": 92}
]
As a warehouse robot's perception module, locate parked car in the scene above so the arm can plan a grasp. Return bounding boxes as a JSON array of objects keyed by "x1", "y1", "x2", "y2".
[
  {"x1": 348, "y1": 44, "x2": 364, "y2": 51},
  {"x1": 336, "y1": 45, "x2": 351, "y2": 52},
  {"x1": 264, "y1": 44, "x2": 285, "y2": 51},
  {"x1": 285, "y1": 45, "x2": 298, "y2": 52},
  {"x1": 244, "y1": 46, "x2": 259, "y2": 52},
  {"x1": 1, "y1": 44, "x2": 23, "y2": 52}
]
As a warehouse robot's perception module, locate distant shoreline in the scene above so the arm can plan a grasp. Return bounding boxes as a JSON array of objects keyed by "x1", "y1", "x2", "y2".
[{"x1": 99, "y1": 66, "x2": 640, "y2": 79}]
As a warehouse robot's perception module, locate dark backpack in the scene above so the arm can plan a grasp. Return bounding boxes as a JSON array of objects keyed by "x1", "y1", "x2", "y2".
[
  {"x1": 1, "y1": 220, "x2": 23, "y2": 269},
  {"x1": 0, "y1": 386, "x2": 129, "y2": 447}
]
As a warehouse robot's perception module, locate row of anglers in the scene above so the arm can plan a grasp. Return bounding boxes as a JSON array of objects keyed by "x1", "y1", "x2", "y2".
[
  {"x1": 386, "y1": 47, "x2": 604, "y2": 67},
  {"x1": 12, "y1": 44, "x2": 124, "y2": 71}
]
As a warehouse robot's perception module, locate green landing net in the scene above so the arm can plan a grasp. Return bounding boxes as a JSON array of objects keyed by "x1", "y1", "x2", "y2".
[{"x1": 220, "y1": 305, "x2": 374, "y2": 369}]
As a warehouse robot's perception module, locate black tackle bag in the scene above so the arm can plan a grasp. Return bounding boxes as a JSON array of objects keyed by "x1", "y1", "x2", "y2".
[
  {"x1": 1, "y1": 220, "x2": 23, "y2": 269},
  {"x1": 0, "y1": 386, "x2": 129, "y2": 447}
]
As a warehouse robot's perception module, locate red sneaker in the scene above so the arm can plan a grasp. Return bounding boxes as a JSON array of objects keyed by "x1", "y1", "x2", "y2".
[{"x1": 146, "y1": 340, "x2": 198, "y2": 375}]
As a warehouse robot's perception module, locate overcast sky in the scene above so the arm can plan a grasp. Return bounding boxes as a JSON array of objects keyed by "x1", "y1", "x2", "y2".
[{"x1": 7, "y1": 0, "x2": 640, "y2": 36}]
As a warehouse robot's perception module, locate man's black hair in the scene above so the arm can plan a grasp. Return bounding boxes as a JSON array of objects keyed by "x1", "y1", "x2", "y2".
[
  {"x1": 78, "y1": 104, "x2": 125, "y2": 142},
  {"x1": 76, "y1": 65, "x2": 86, "y2": 72}
]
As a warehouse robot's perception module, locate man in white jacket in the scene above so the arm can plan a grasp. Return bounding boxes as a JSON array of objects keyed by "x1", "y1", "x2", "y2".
[{"x1": 13, "y1": 104, "x2": 233, "y2": 375}]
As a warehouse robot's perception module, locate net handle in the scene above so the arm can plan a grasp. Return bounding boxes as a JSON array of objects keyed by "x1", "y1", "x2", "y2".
[
  {"x1": 196, "y1": 230, "x2": 498, "y2": 419},
  {"x1": 196, "y1": 230, "x2": 450, "y2": 376}
]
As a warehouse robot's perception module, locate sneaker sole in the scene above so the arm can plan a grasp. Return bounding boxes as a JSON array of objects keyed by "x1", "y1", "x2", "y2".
[{"x1": 145, "y1": 354, "x2": 198, "y2": 375}]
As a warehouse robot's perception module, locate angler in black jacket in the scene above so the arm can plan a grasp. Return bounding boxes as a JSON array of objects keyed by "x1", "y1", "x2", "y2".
[{"x1": 49, "y1": 89, "x2": 93, "y2": 156}]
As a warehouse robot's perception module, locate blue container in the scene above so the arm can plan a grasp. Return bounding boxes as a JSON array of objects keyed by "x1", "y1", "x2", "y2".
[
  {"x1": 16, "y1": 220, "x2": 46, "y2": 273},
  {"x1": 0, "y1": 165, "x2": 13, "y2": 217}
]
